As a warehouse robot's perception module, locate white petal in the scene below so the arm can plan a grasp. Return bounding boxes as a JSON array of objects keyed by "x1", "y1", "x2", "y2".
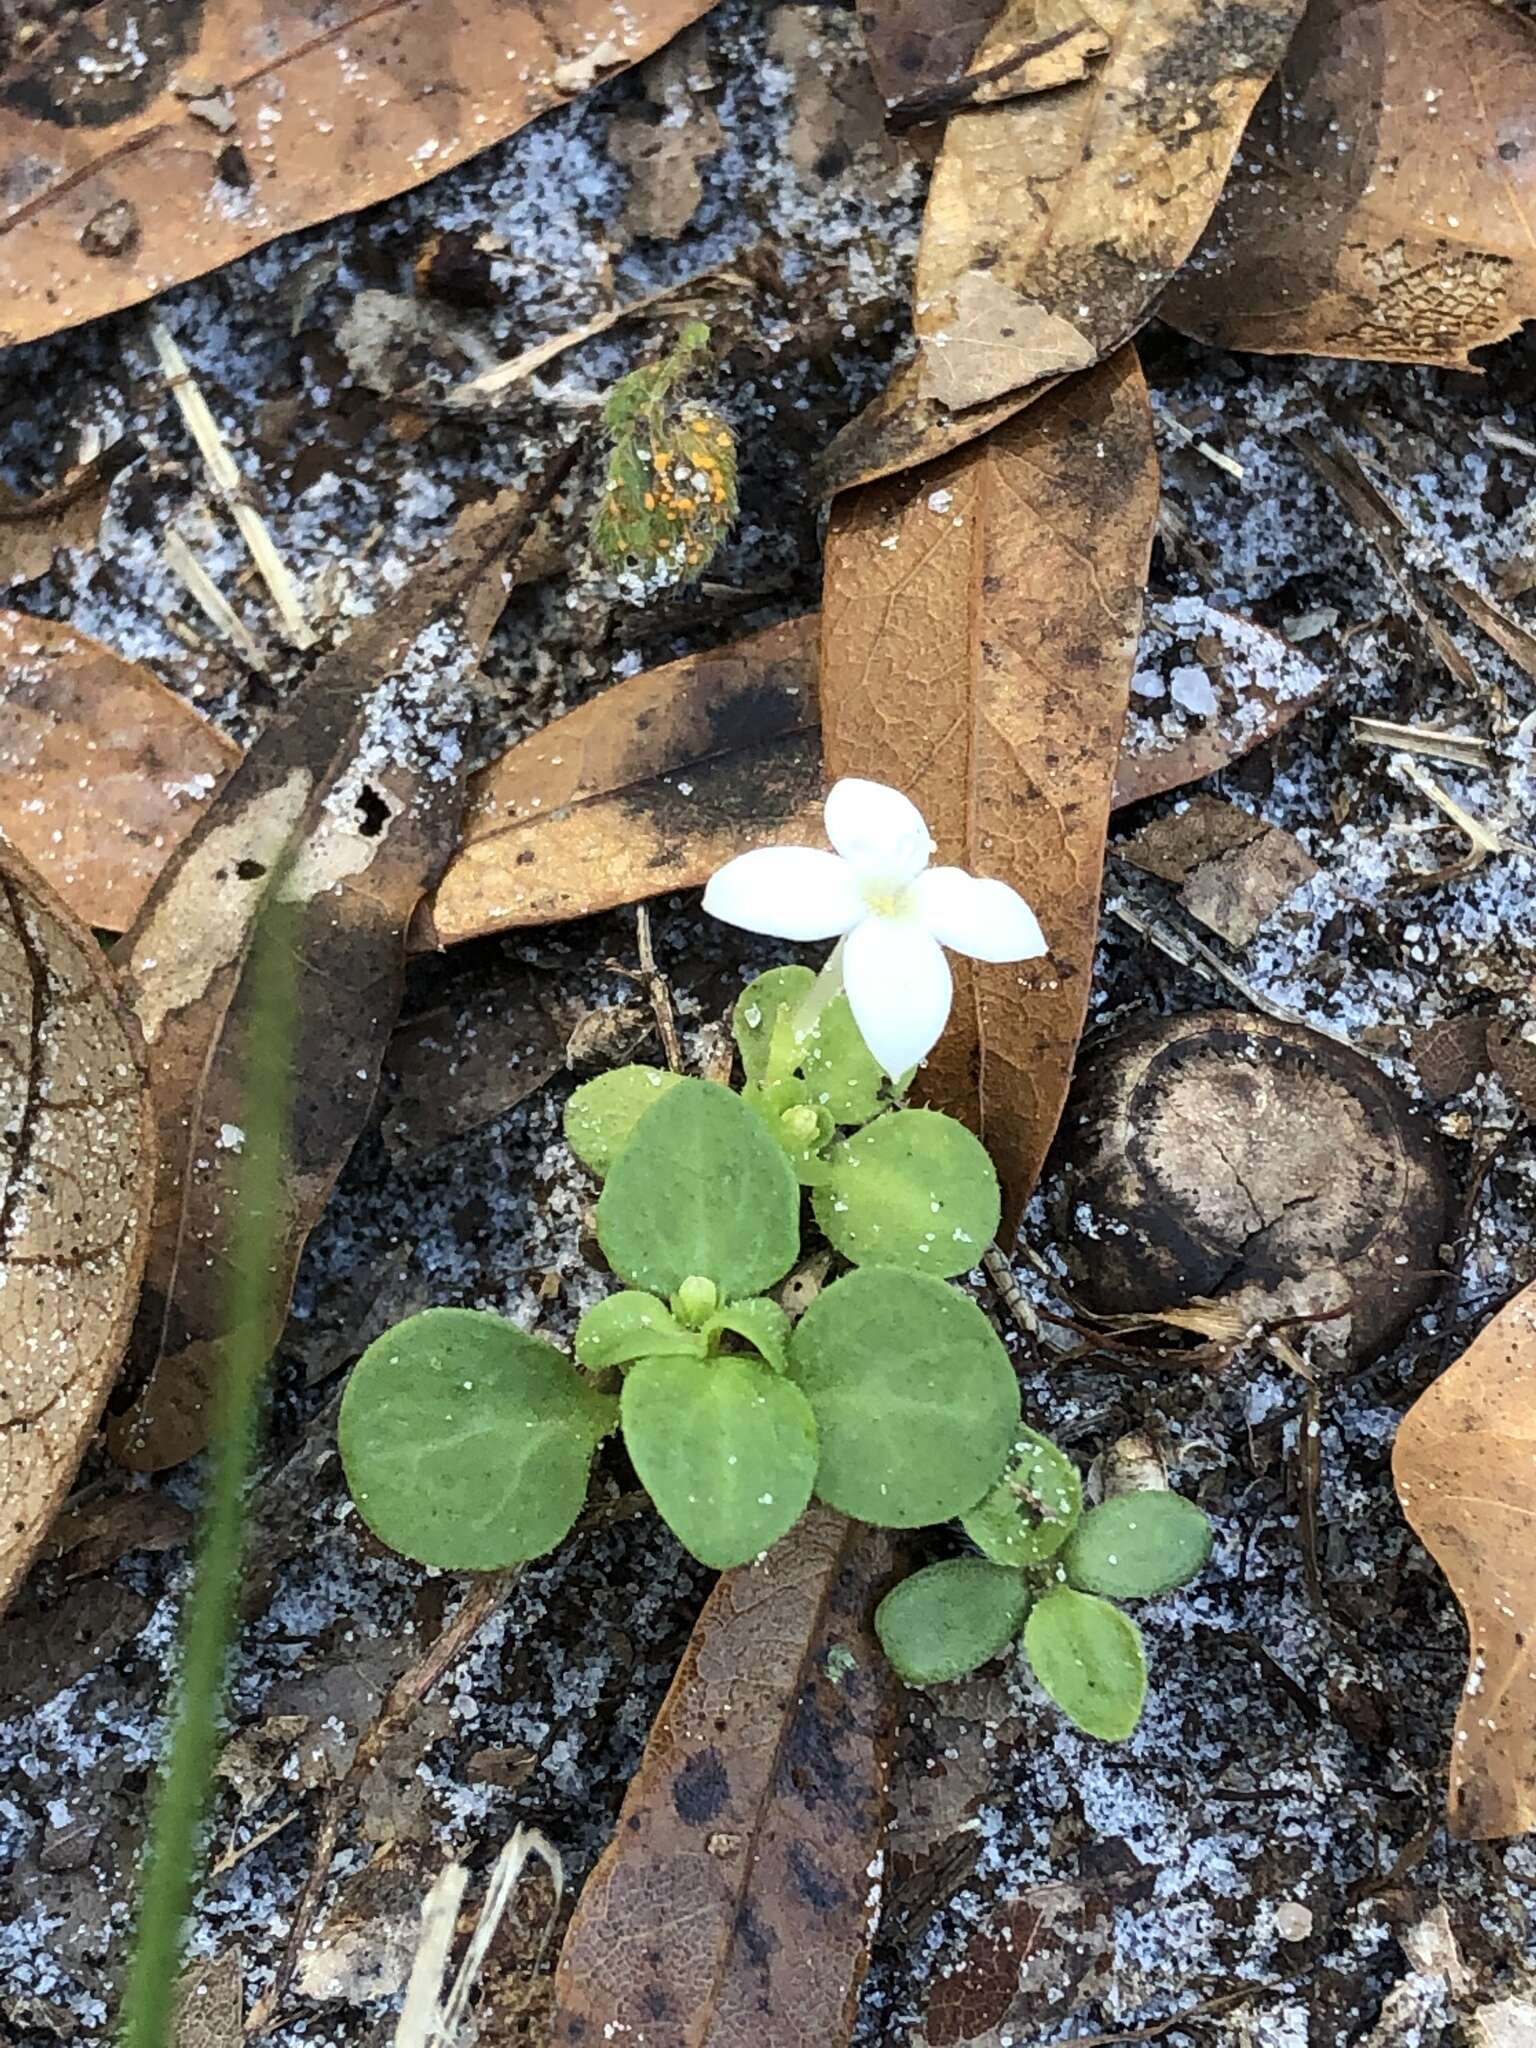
[
  {"x1": 915, "y1": 867, "x2": 1048, "y2": 963},
  {"x1": 702, "y1": 847, "x2": 863, "y2": 941},
  {"x1": 824, "y1": 778, "x2": 935, "y2": 882},
  {"x1": 842, "y1": 917, "x2": 953, "y2": 1077}
]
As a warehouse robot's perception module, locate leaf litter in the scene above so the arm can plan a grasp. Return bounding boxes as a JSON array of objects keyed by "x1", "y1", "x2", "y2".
[{"x1": 0, "y1": 3, "x2": 1534, "y2": 2046}]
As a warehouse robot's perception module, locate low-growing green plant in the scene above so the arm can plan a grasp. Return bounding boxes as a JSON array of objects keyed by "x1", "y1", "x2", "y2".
[{"x1": 338, "y1": 778, "x2": 1214, "y2": 1741}]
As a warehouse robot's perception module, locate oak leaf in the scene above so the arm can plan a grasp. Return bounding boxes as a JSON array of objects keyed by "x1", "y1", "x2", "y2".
[
  {"x1": 1393, "y1": 1279, "x2": 1536, "y2": 1840},
  {"x1": 422, "y1": 616, "x2": 822, "y2": 948},
  {"x1": 0, "y1": 0, "x2": 720, "y2": 350},
  {"x1": 0, "y1": 609, "x2": 240, "y2": 932},
  {"x1": 0, "y1": 833, "x2": 155, "y2": 1610},
  {"x1": 550, "y1": 1510, "x2": 898, "y2": 2045},
  {"x1": 106, "y1": 479, "x2": 564, "y2": 1471},
  {"x1": 816, "y1": 0, "x2": 1302, "y2": 493},
  {"x1": 820, "y1": 351, "x2": 1159, "y2": 1237},
  {"x1": 1164, "y1": 0, "x2": 1536, "y2": 369}
]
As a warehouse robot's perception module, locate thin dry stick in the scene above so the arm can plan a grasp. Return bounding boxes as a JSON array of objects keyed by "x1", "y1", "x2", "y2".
[
  {"x1": 1109, "y1": 902, "x2": 1355, "y2": 1050},
  {"x1": 1398, "y1": 757, "x2": 1534, "y2": 865},
  {"x1": 982, "y1": 1244, "x2": 1041, "y2": 1338},
  {"x1": 393, "y1": 1863, "x2": 469, "y2": 2048},
  {"x1": 432, "y1": 1827, "x2": 564, "y2": 2044},
  {"x1": 162, "y1": 528, "x2": 271, "y2": 672},
  {"x1": 246, "y1": 1570, "x2": 518, "y2": 2035},
  {"x1": 1351, "y1": 717, "x2": 1494, "y2": 770},
  {"x1": 444, "y1": 269, "x2": 745, "y2": 408},
  {"x1": 635, "y1": 905, "x2": 685, "y2": 1074},
  {"x1": 147, "y1": 317, "x2": 317, "y2": 650}
]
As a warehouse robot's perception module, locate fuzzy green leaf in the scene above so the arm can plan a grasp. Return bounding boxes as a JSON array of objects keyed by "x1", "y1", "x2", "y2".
[
  {"x1": 704, "y1": 1296, "x2": 792, "y2": 1373},
  {"x1": 621, "y1": 1354, "x2": 818, "y2": 1568},
  {"x1": 742, "y1": 1076, "x2": 837, "y2": 1185},
  {"x1": 565, "y1": 1065, "x2": 683, "y2": 1177},
  {"x1": 597, "y1": 1077, "x2": 801, "y2": 1299},
  {"x1": 795, "y1": 990, "x2": 890, "y2": 1125},
  {"x1": 339, "y1": 1308, "x2": 616, "y2": 1570},
  {"x1": 875, "y1": 1558, "x2": 1031, "y2": 1686},
  {"x1": 1023, "y1": 1588, "x2": 1147, "y2": 1741},
  {"x1": 734, "y1": 966, "x2": 816, "y2": 1084},
  {"x1": 1062, "y1": 1492, "x2": 1213, "y2": 1599},
  {"x1": 814, "y1": 1109, "x2": 1000, "y2": 1278},
  {"x1": 788, "y1": 1267, "x2": 1020, "y2": 1527},
  {"x1": 962, "y1": 1427, "x2": 1084, "y2": 1567},
  {"x1": 574, "y1": 1291, "x2": 703, "y2": 1372}
]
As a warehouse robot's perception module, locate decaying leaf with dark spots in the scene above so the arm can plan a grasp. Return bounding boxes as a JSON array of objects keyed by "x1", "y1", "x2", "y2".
[
  {"x1": 1394, "y1": 1279, "x2": 1536, "y2": 1840},
  {"x1": 855, "y1": 0, "x2": 1001, "y2": 105},
  {"x1": 862, "y1": 0, "x2": 1107, "y2": 119},
  {"x1": 550, "y1": 1510, "x2": 898, "y2": 2045},
  {"x1": 0, "y1": 0, "x2": 723, "y2": 350},
  {"x1": 916, "y1": 1883, "x2": 1115, "y2": 2047},
  {"x1": 820, "y1": 352, "x2": 1159, "y2": 1239},
  {"x1": 818, "y1": 0, "x2": 1302, "y2": 493},
  {"x1": 0, "y1": 834, "x2": 155, "y2": 1610},
  {"x1": 106, "y1": 477, "x2": 566, "y2": 1471},
  {"x1": 0, "y1": 608, "x2": 241, "y2": 932},
  {"x1": 422, "y1": 616, "x2": 822, "y2": 947},
  {"x1": 1165, "y1": 0, "x2": 1536, "y2": 369}
]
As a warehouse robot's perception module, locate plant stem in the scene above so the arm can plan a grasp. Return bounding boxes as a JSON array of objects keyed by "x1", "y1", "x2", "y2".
[{"x1": 116, "y1": 905, "x2": 296, "y2": 2048}]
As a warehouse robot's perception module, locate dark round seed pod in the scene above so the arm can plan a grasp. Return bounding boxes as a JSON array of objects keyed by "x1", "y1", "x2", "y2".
[{"x1": 1053, "y1": 1010, "x2": 1453, "y2": 1361}]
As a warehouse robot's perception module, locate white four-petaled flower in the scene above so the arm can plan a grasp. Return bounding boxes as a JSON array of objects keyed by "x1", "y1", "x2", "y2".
[{"x1": 703, "y1": 778, "x2": 1047, "y2": 1077}]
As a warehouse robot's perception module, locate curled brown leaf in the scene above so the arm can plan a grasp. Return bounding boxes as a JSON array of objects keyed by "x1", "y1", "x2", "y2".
[
  {"x1": 0, "y1": 834, "x2": 155, "y2": 1610},
  {"x1": 0, "y1": 0, "x2": 721, "y2": 349},
  {"x1": 0, "y1": 609, "x2": 240, "y2": 932},
  {"x1": 1164, "y1": 0, "x2": 1536, "y2": 368},
  {"x1": 1393, "y1": 1280, "x2": 1536, "y2": 1841}
]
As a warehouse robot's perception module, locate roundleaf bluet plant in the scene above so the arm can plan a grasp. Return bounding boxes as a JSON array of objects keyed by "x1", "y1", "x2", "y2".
[{"x1": 339, "y1": 779, "x2": 1212, "y2": 1740}]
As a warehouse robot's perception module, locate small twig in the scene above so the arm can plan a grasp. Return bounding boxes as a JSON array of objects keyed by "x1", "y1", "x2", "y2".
[
  {"x1": 983, "y1": 1245, "x2": 1041, "y2": 1339},
  {"x1": 1436, "y1": 1122, "x2": 1521, "y2": 1369},
  {"x1": 246, "y1": 1570, "x2": 518, "y2": 2034},
  {"x1": 1268, "y1": 1333, "x2": 1325, "y2": 1611},
  {"x1": 444, "y1": 267, "x2": 747, "y2": 409},
  {"x1": 162, "y1": 528, "x2": 271, "y2": 672},
  {"x1": 634, "y1": 906, "x2": 685, "y2": 1074},
  {"x1": 433, "y1": 1828, "x2": 563, "y2": 2045},
  {"x1": 147, "y1": 316, "x2": 317, "y2": 650},
  {"x1": 394, "y1": 1862, "x2": 469, "y2": 2048},
  {"x1": 1059, "y1": 1983, "x2": 1281, "y2": 2047},
  {"x1": 1398, "y1": 757, "x2": 1534, "y2": 866},
  {"x1": 1351, "y1": 717, "x2": 1494, "y2": 770},
  {"x1": 1155, "y1": 403, "x2": 1246, "y2": 482},
  {"x1": 1109, "y1": 902, "x2": 1356, "y2": 1049}
]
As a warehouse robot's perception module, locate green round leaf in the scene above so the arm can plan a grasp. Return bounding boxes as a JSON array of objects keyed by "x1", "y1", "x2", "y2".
[
  {"x1": 340, "y1": 1308, "x2": 617, "y2": 1570},
  {"x1": 1023, "y1": 1588, "x2": 1147, "y2": 1741},
  {"x1": 565, "y1": 1065, "x2": 682, "y2": 1177},
  {"x1": 705, "y1": 1296, "x2": 792, "y2": 1374},
  {"x1": 788, "y1": 1268, "x2": 1020, "y2": 1527},
  {"x1": 813, "y1": 1109, "x2": 1000, "y2": 1278},
  {"x1": 1062, "y1": 1492, "x2": 1213, "y2": 1599},
  {"x1": 796, "y1": 991, "x2": 888, "y2": 1125},
  {"x1": 573, "y1": 1291, "x2": 703, "y2": 1371},
  {"x1": 876, "y1": 1558, "x2": 1031, "y2": 1686},
  {"x1": 622, "y1": 1354, "x2": 818, "y2": 1568},
  {"x1": 734, "y1": 965, "x2": 816, "y2": 1083},
  {"x1": 742, "y1": 1076, "x2": 837, "y2": 1185},
  {"x1": 962, "y1": 1427, "x2": 1084, "y2": 1567},
  {"x1": 597, "y1": 1077, "x2": 801, "y2": 1299}
]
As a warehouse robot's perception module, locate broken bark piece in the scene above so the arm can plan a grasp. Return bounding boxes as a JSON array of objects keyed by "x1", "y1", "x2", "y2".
[
  {"x1": 1053, "y1": 1012, "x2": 1453, "y2": 1361},
  {"x1": 1118, "y1": 795, "x2": 1318, "y2": 949}
]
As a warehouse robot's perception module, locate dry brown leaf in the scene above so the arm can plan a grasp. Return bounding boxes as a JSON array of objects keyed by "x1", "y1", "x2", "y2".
[
  {"x1": 106, "y1": 474, "x2": 566, "y2": 1471},
  {"x1": 1118, "y1": 794, "x2": 1318, "y2": 949},
  {"x1": 856, "y1": 0, "x2": 1002, "y2": 105},
  {"x1": 175, "y1": 1949, "x2": 244, "y2": 2048},
  {"x1": 0, "y1": 609, "x2": 240, "y2": 932},
  {"x1": 44, "y1": 588, "x2": 1325, "y2": 958},
  {"x1": 1393, "y1": 1279, "x2": 1536, "y2": 1840},
  {"x1": 818, "y1": 0, "x2": 1301, "y2": 493},
  {"x1": 0, "y1": 0, "x2": 720, "y2": 350},
  {"x1": 0, "y1": 834, "x2": 155, "y2": 1610},
  {"x1": 423, "y1": 615, "x2": 822, "y2": 947},
  {"x1": 916, "y1": 1883, "x2": 1115, "y2": 2047},
  {"x1": 1164, "y1": 0, "x2": 1536, "y2": 369},
  {"x1": 0, "y1": 438, "x2": 139, "y2": 585},
  {"x1": 820, "y1": 351, "x2": 1159, "y2": 1236},
  {"x1": 550, "y1": 1510, "x2": 898, "y2": 2045}
]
